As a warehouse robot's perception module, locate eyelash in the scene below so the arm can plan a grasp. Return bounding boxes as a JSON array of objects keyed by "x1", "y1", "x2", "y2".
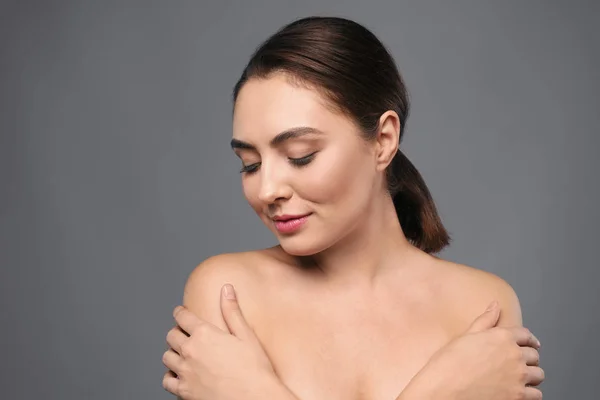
[{"x1": 239, "y1": 152, "x2": 317, "y2": 174}]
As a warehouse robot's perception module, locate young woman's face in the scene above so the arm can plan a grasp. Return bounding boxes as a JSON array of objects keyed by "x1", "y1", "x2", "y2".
[{"x1": 232, "y1": 74, "x2": 381, "y2": 256}]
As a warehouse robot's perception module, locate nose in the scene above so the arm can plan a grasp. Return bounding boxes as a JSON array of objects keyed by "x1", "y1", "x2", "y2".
[{"x1": 257, "y1": 161, "x2": 293, "y2": 204}]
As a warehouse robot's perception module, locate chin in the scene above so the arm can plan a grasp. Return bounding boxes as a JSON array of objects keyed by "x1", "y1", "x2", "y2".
[{"x1": 276, "y1": 234, "x2": 330, "y2": 257}]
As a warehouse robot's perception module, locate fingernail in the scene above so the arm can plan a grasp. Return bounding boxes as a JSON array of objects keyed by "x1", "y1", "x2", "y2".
[
  {"x1": 173, "y1": 306, "x2": 182, "y2": 317},
  {"x1": 486, "y1": 301, "x2": 498, "y2": 311},
  {"x1": 223, "y1": 284, "x2": 236, "y2": 300}
]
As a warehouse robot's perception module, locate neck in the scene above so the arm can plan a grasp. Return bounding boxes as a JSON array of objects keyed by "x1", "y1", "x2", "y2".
[{"x1": 299, "y1": 194, "x2": 416, "y2": 289}]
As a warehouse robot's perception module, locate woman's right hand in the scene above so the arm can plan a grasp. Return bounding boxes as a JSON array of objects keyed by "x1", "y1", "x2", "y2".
[{"x1": 398, "y1": 301, "x2": 544, "y2": 400}]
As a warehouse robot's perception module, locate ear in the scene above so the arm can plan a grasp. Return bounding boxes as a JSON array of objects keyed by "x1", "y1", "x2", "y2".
[{"x1": 374, "y1": 110, "x2": 401, "y2": 172}]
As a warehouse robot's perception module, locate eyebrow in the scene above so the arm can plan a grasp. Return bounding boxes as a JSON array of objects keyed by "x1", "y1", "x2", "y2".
[{"x1": 230, "y1": 126, "x2": 324, "y2": 150}]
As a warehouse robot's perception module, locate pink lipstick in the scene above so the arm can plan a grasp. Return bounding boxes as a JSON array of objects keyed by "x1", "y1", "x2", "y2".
[{"x1": 272, "y1": 214, "x2": 311, "y2": 234}]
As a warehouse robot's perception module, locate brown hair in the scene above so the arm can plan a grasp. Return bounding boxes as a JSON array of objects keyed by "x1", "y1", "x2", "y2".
[{"x1": 232, "y1": 16, "x2": 450, "y2": 253}]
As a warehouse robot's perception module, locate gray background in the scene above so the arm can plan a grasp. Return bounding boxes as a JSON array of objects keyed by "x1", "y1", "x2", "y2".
[{"x1": 1, "y1": 1, "x2": 598, "y2": 399}]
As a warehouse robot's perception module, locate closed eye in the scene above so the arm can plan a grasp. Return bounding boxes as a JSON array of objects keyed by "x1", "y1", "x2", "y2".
[
  {"x1": 239, "y1": 151, "x2": 318, "y2": 174},
  {"x1": 289, "y1": 151, "x2": 317, "y2": 167},
  {"x1": 240, "y1": 162, "x2": 260, "y2": 174}
]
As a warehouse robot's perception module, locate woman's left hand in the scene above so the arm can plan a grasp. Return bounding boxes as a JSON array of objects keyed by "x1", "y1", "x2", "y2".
[{"x1": 162, "y1": 284, "x2": 277, "y2": 400}]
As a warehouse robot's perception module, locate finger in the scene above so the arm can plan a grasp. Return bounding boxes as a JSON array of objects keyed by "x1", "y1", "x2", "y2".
[
  {"x1": 512, "y1": 327, "x2": 539, "y2": 348},
  {"x1": 518, "y1": 328, "x2": 541, "y2": 349},
  {"x1": 467, "y1": 301, "x2": 501, "y2": 333},
  {"x1": 173, "y1": 306, "x2": 204, "y2": 336},
  {"x1": 162, "y1": 370, "x2": 180, "y2": 395},
  {"x1": 220, "y1": 284, "x2": 254, "y2": 341},
  {"x1": 531, "y1": 333, "x2": 542, "y2": 348},
  {"x1": 527, "y1": 366, "x2": 545, "y2": 387},
  {"x1": 521, "y1": 347, "x2": 540, "y2": 366},
  {"x1": 162, "y1": 348, "x2": 183, "y2": 374},
  {"x1": 166, "y1": 326, "x2": 188, "y2": 355},
  {"x1": 523, "y1": 387, "x2": 543, "y2": 400}
]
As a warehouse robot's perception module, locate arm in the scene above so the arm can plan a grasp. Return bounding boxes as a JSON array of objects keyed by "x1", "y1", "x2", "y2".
[
  {"x1": 394, "y1": 275, "x2": 530, "y2": 400},
  {"x1": 486, "y1": 273, "x2": 523, "y2": 328},
  {"x1": 177, "y1": 380, "x2": 298, "y2": 400},
  {"x1": 180, "y1": 255, "x2": 302, "y2": 400},
  {"x1": 182, "y1": 255, "x2": 238, "y2": 331}
]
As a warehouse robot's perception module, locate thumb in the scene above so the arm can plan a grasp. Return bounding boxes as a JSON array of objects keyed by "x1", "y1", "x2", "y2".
[
  {"x1": 220, "y1": 284, "x2": 255, "y2": 341},
  {"x1": 467, "y1": 300, "x2": 501, "y2": 333}
]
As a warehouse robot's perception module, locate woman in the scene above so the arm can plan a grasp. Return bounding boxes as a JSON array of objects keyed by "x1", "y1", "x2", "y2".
[{"x1": 162, "y1": 16, "x2": 544, "y2": 400}]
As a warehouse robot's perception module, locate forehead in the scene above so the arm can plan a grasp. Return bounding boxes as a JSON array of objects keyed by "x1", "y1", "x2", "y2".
[{"x1": 232, "y1": 74, "x2": 353, "y2": 140}]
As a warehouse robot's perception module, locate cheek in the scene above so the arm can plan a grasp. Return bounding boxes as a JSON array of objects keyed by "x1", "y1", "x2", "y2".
[
  {"x1": 299, "y1": 148, "x2": 374, "y2": 208},
  {"x1": 241, "y1": 178, "x2": 262, "y2": 212}
]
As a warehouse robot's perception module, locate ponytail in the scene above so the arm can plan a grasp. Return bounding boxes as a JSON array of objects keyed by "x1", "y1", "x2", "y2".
[{"x1": 388, "y1": 150, "x2": 450, "y2": 254}]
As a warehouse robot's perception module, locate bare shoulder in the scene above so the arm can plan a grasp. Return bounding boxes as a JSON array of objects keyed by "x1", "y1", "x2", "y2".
[
  {"x1": 428, "y1": 257, "x2": 523, "y2": 329},
  {"x1": 182, "y1": 248, "x2": 277, "y2": 331}
]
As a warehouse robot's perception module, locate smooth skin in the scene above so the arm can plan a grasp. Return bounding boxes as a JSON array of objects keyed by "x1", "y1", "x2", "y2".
[{"x1": 162, "y1": 73, "x2": 544, "y2": 399}]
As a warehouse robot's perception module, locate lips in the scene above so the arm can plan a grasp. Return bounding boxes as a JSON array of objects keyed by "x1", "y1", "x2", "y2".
[
  {"x1": 273, "y1": 213, "x2": 311, "y2": 221},
  {"x1": 272, "y1": 213, "x2": 311, "y2": 234}
]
